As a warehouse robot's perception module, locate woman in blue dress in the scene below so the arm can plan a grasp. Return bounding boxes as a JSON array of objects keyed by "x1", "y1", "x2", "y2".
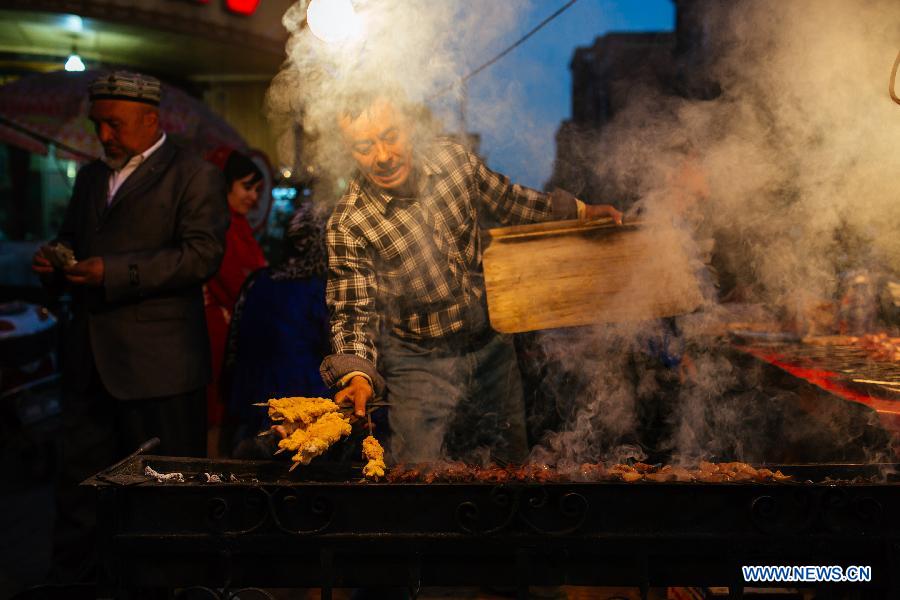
[{"x1": 224, "y1": 202, "x2": 331, "y2": 457}]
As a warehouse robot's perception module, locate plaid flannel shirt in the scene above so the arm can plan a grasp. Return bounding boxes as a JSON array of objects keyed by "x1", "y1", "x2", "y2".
[{"x1": 320, "y1": 138, "x2": 576, "y2": 392}]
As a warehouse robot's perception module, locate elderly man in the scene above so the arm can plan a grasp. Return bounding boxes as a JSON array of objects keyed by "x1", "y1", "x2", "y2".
[
  {"x1": 32, "y1": 71, "x2": 228, "y2": 580},
  {"x1": 320, "y1": 91, "x2": 621, "y2": 464}
]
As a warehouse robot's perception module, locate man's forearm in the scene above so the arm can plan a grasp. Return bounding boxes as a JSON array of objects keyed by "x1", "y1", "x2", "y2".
[
  {"x1": 320, "y1": 352, "x2": 386, "y2": 396},
  {"x1": 548, "y1": 188, "x2": 580, "y2": 220}
]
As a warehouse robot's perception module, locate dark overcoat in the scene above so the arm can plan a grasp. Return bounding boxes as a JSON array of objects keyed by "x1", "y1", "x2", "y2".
[{"x1": 54, "y1": 137, "x2": 229, "y2": 399}]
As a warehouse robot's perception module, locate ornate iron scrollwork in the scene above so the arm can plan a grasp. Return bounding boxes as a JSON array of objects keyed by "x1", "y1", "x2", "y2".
[
  {"x1": 519, "y1": 489, "x2": 589, "y2": 535},
  {"x1": 752, "y1": 488, "x2": 886, "y2": 536},
  {"x1": 821, "y1": 488, "x2": 884, "y2": 535},
  {"x1": 456, "y1": 485, "x2": 590, "y2": 535},
  {"x1": 268, "y1": 487, "x2": 335, "y2": 535},
  {"x1": 455, "y1": 485, "x2": 519, "y2": 534},
  {"x1": 203, "y1": 486, "x2": 334, "y2": 536},
  {"x1": 749, "y1": 489, "x2": 818, "y2": 535},
  {"x1": 204, "y1": 487, "x2": 270, "y2": 535}
]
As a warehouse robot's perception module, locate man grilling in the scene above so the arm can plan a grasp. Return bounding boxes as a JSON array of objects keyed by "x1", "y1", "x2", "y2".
[{"x1": 321, "y1": 90, "x2": 622, "y2": 464}]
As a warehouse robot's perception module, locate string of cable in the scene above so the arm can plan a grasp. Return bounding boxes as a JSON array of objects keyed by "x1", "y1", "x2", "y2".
[{"x1": 431, "y1": 0, "x2": 581, "y2": 99}]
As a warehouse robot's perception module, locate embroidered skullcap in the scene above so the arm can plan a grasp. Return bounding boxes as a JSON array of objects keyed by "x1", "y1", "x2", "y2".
[{"x1": 89, "y1": 71, "x2": 161, "y2": 106}]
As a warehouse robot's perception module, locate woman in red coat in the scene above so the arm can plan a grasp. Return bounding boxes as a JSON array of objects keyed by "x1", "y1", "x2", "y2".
[{"x1": 205, "y1": 150, "x2": 267, "y2": 456}]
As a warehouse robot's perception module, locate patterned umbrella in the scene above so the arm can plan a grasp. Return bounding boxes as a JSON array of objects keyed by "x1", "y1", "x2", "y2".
[{"x1": 0, "y1": 69, "x2": 248, "y2": 162}]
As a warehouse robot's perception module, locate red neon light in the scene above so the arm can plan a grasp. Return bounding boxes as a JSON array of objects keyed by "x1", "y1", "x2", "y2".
[{"x1": 225, "y1": 0, "x2": 260, "y2": 15}]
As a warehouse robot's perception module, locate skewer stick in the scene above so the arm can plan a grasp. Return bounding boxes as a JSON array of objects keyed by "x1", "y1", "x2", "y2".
[
  {"x1": 852, "y1": 378, "x2": 900, "y2": 386},
  {"x1": 339, "y1": 402, "x2": 392, "y2": 412},
  {"x1": 289, "y1": 462, "x2": 300, "y2": 472}
]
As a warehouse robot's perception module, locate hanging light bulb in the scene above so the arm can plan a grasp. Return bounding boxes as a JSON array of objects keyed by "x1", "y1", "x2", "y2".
[
  {"x1": 65, "y1": 46, "x2": 85, "y2": 72},
  {"x1": 306, "y1": 0, "x2": 361, "y2": 44}
]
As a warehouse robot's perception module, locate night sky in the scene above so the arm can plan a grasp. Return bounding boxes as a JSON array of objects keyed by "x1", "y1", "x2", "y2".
[{"x1": 465, "y1": 0, "x2": 674, "y2": 191}]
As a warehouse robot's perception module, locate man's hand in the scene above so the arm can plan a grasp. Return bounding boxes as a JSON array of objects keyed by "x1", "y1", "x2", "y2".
[
  {"x1": 32, "y1": 247, "x2": 54, "y2": 275},
  {"x1": 64, "y1": 257, "x2": 105, "y2": 286},
  {"x1": 334, "y1": 375, "x2": 374, "y2": 417},
  {"x1": 583, "y1": 203, "x2": 624, "y2": 225}
]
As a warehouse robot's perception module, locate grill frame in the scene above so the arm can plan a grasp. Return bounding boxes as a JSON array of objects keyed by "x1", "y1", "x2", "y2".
[
  {"x1": 730, "y1": 341, "x2": 900, "y2": 449},
  {"x1": 86, "y1": 455, "x2": 900, "y2": 598}
]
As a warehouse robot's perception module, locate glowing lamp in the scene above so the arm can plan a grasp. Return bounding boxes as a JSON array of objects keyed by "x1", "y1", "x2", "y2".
[
  {"x1": 306, "y1": 0, "x2": 360, "y2": 44},
  {"x1": 65, "y1": 49, "x2": 85, "y2": 72}
]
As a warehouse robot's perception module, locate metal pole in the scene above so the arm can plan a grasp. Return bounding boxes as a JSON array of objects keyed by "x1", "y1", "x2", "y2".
[{"x1": 458, "y1": 78, "x2": 468, "y2": 144}]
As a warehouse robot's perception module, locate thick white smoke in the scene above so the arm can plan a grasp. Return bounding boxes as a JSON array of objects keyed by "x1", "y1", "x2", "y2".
[
  {"x1": 603, "y1": 0, "x2": 900, "y2": 313},
  {"x1": 267, "y1": 0, "x2": 532, "y2": 190},
  {"x1": 538, "y1": 0, "x2": 900, "y2": 465}
]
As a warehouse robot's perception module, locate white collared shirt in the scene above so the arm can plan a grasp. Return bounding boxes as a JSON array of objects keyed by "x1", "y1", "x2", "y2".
[{"x1": 106, "y1": 132, "x2": 167, "y2": 205}]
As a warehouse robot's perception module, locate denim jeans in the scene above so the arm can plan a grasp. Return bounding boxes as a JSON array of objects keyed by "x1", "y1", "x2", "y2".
[{"x1": 380, "y1": 331, "x2": 528, "y2": 464}]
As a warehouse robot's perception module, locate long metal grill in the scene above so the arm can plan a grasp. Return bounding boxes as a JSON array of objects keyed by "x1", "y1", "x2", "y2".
[{"x1": 85, "y1": 455, "x2": 900, "y2": 599}]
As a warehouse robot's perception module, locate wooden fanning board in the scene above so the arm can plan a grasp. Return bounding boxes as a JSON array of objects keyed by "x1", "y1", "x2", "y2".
[{"x1": 482, "y1": 218, "x2": 704, "y2": 333}]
